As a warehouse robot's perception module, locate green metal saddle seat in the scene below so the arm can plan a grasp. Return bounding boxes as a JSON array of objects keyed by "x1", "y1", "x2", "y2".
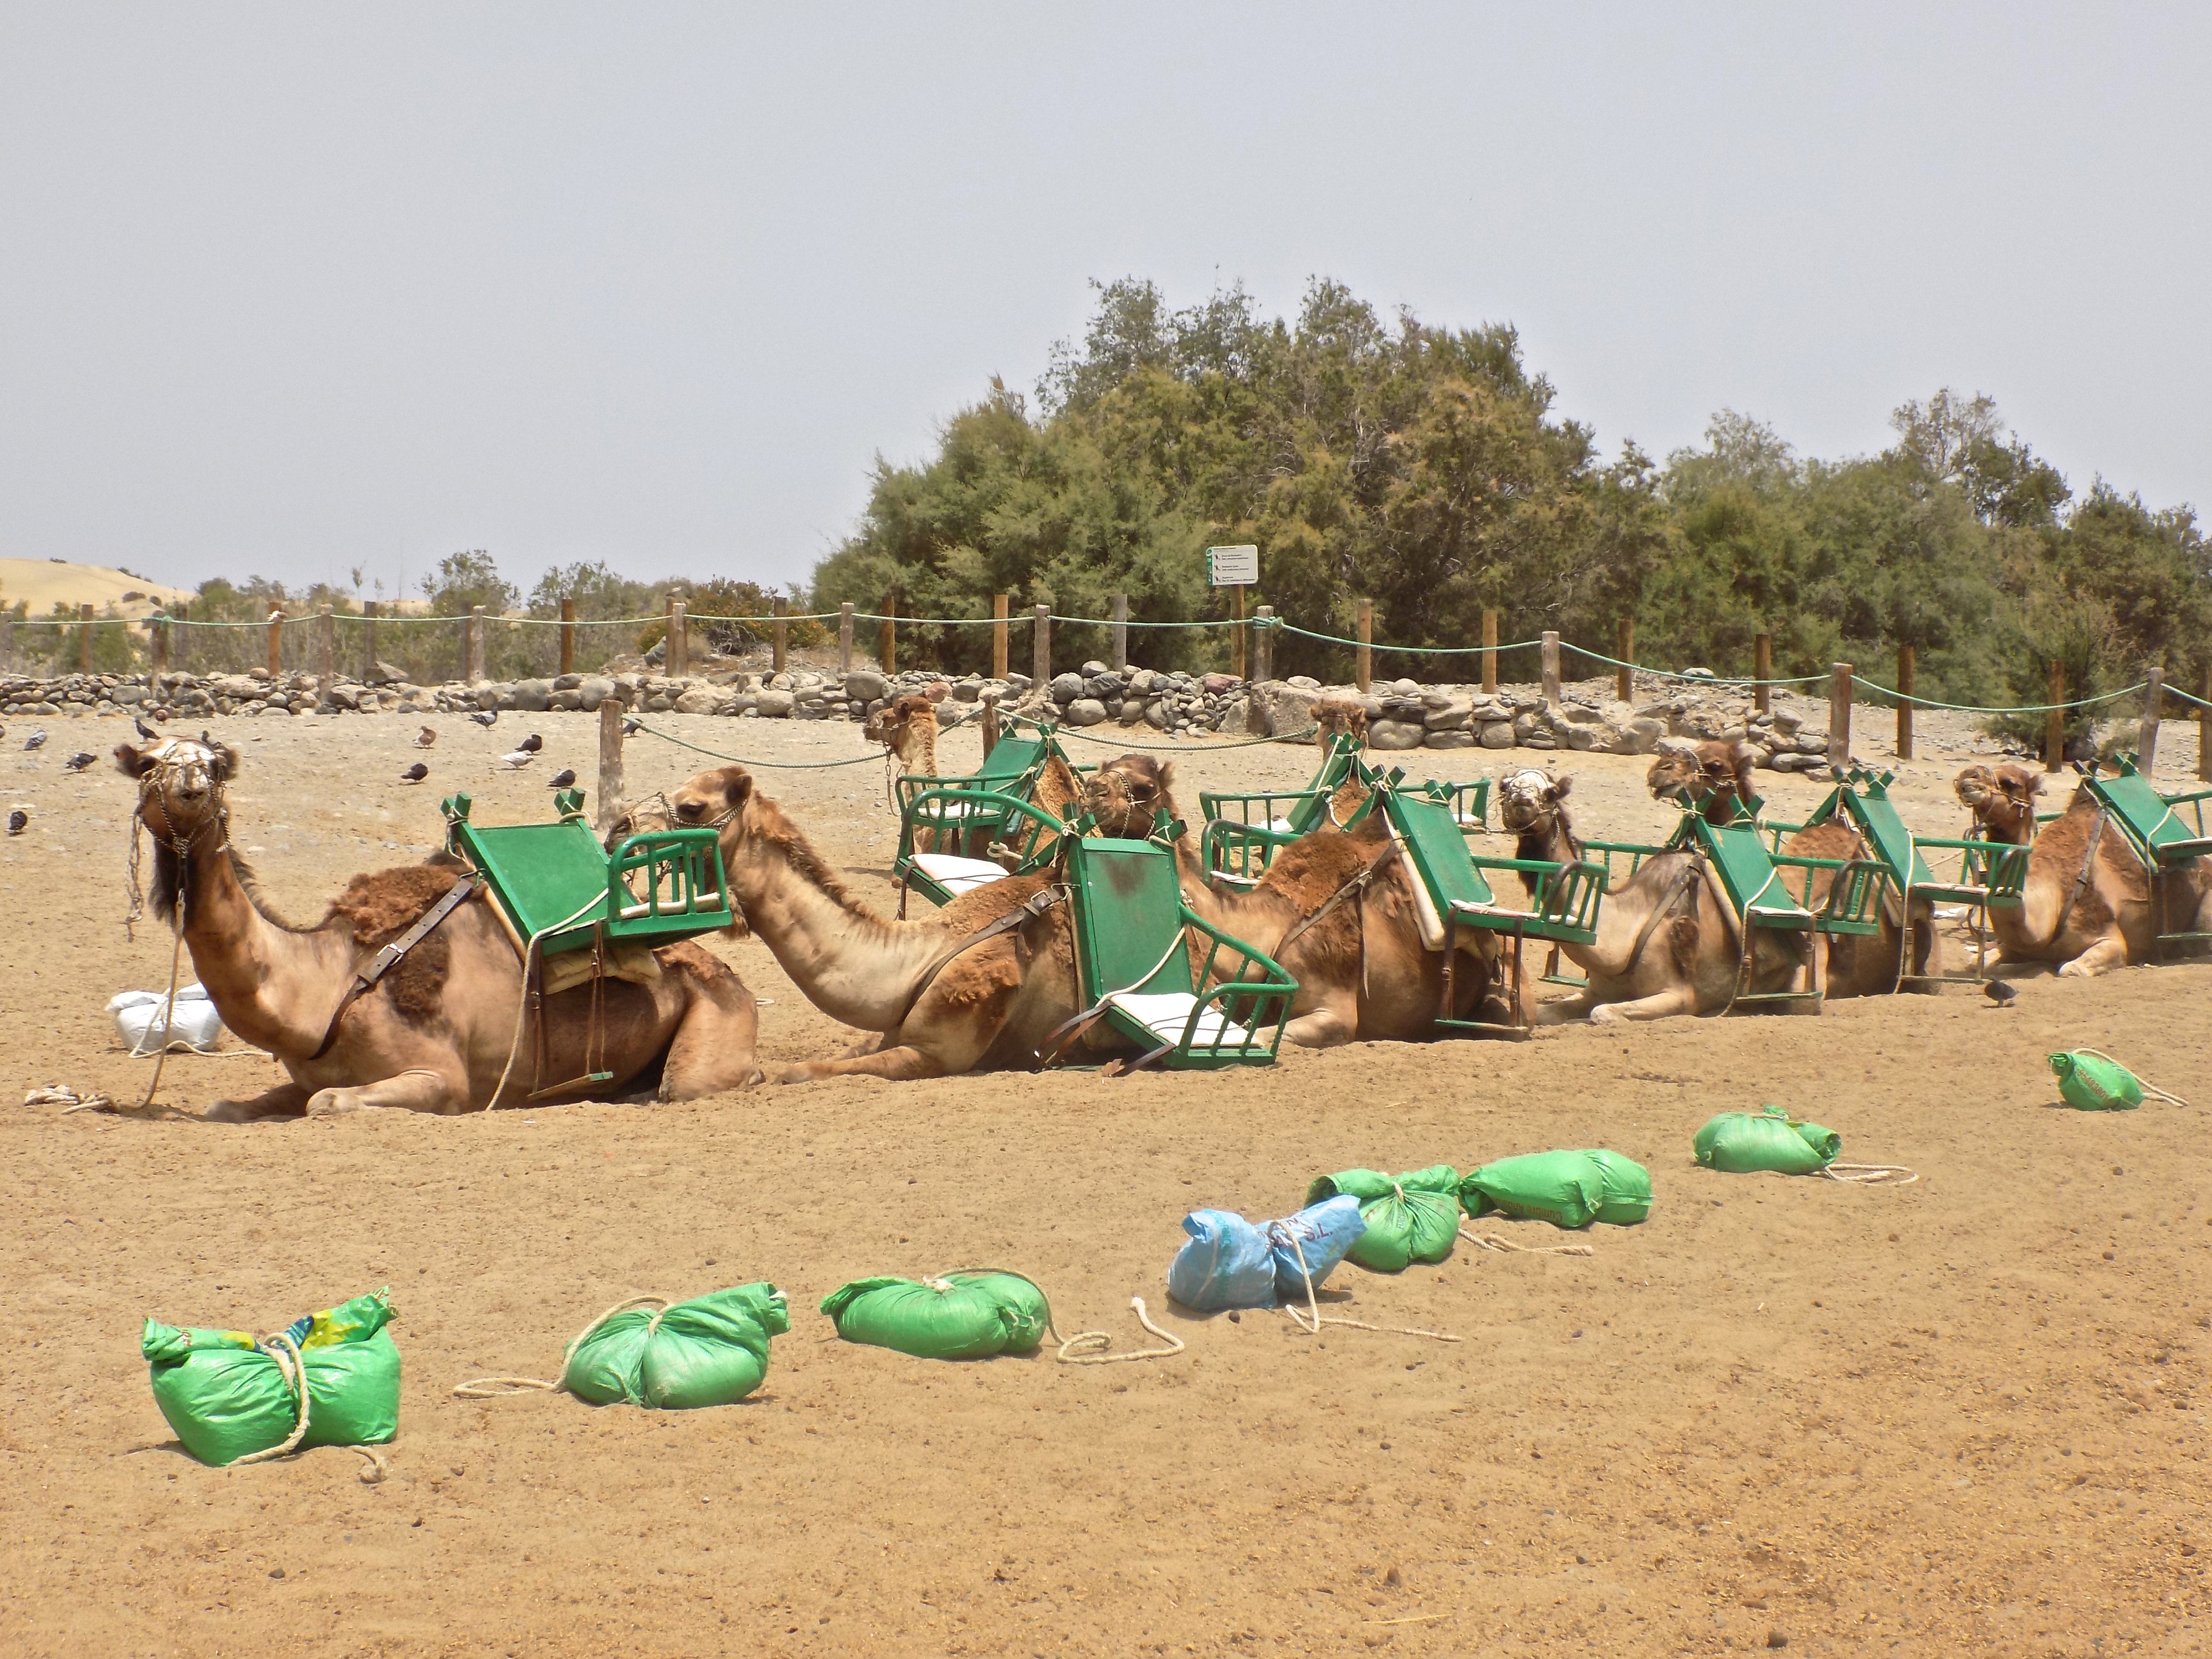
[
  {"x1": 1059, "y1": 836, "x2": 1295, "y2": 1069},
  {"x1": 2074, "y1": 755, "x2": 2212, "y2": 954},
  {"x1": 891, "y1": 723, "x2": 1081, "y2": 909},
  {"x1": 442, "y1": 790, "x2": 734, "y2": 957}
]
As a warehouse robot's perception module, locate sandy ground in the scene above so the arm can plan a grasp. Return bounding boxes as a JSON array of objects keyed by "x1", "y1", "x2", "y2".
[{"x1": 3, "y1": 702, "x2": 2210, "y2": 1657}]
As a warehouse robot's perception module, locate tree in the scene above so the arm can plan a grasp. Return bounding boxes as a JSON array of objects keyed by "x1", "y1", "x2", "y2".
[{"x1": 422, "y1": 549, "x2": 517, "y2": 618}]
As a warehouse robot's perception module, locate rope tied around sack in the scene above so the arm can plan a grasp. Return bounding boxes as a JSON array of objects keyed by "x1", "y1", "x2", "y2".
[
  {"x1": 934, "y1": 1265, "x2": 1186, "y2": 1366},
  {"x1": 1276, "y1": 1232, "x2": 1461, "y2": 1344},
  {"x1": 228, "y1": 1330, "x2": 388, "y2": 1484},
  {"x1": 2069, "y1": 1047, "x2": 2190, "y2": 1107},
  {"x1": 451, "y1": 1295, "x2": 670, "y2": 1398}
]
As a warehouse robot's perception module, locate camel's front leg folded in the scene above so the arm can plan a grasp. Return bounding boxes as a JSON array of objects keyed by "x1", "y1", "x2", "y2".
[{"x1": 305, "y1": 1067, "x2": 474, "y2": 1116}]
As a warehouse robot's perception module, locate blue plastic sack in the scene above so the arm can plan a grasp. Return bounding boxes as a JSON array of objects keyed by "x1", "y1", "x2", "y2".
[
  {"x1": 1166, "y1": 1209, "x2": 1276, "y2": 1311},
  {"x1": 1267, "y1": 1196, "x2": 1367, "y2": 1302}
]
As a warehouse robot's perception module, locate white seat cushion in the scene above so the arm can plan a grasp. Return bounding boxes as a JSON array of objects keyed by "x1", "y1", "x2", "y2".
[
  {"x1": 1104, "y1": 991, "x2": 1255, "y2": 1049},
  {"x1": 913, "y1": 799, "x2": 989, "y2": 820},
  {"x1": 1264, "y1": 816, "x2": 1295, "y2": 835},
  {"x1": 910, "y1": 853, "x2": 1008, "y2": 895}
]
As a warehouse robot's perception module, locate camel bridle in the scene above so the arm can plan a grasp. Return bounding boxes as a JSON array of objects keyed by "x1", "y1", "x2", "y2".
[{"x1": 125, "y1": 744, "x2": 232, "y2": 942}]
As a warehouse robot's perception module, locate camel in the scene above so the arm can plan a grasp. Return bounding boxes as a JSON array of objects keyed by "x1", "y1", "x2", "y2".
[
  {"x1": 1492, "y1": 767, "x2": 1804, "y2": 1022},
  {"x1": 118, "y1": 738, "x2": 763, "y2": 1118},
  {"x1": 1646, "y1": 739, "x2": 1757, "y2": 825},
  {"x1": 1773, "y1": 817, "x2": 1936, "y2": 996},
  {"x1": 864, "y1": 690, "x2": 1085, "y2": 859},
  {"x1": 1079, "y1": 755, "x2": 1519, "y2": 1044},
  {"x1": 1309, "y1": 697, "x2": 1374, "y2": 827},
  {"x1": 1954, "y1": 762, "x2": 2212, "y2": 976}
]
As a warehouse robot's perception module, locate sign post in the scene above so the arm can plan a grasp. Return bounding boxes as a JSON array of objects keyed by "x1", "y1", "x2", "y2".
[{"x1": 1207, "y1": 544, "x2": 1258, "y2": 682}]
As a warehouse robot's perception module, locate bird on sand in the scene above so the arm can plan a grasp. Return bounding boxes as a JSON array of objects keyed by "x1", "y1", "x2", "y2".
[
  {"x1": 517, "y1": 733, "x2": 543, "y2": 754},
  {"x1": 468, "y1": 710, "x2": 498, "y2": 728},
  {"x1": 24, "y1": 729, "x2": 47, "y2": 750},
  {"x1": 400, "y1": 762, "x2": 429, "y2": 784},
  {"x1": 545, "y1": 768, "x2": 577, "y2": 790},
  {"x1": 621, "y1": 717, "x2": 641, "y2": 737},
  {"x1": 134, "y1": 716, "x2": 161, "y2": 741},
  {"x1": 413, "y1": 726, "x2": 437, "y2": 748},
  {"x1": 498, "y1": 750, "x2": 534, "y2": 769},
  {"x1": 6, "y1": 809, "x2": 27, "y2": 836},
  {"x1": 64, "y1": 751, "x2": 96, "y2": 772},
  {"x1": 1985, "y1": 979, "x2": 2018, "y2": 1008}
]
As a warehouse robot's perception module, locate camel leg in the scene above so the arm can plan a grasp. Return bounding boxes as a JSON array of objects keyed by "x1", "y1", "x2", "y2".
[
  {"x1": 1587, "y1": 984, "x2": 1704, "y2": 1024},
  {"x1": 656, "y1": 970, "x2": 766, "y2": 1100},
  {"x1": 1283, "y1": 1002, "x2": 1360, "y2": 1048},
  {"x1": 204, "y1": 1080, "x2": 312, "y2": 1123},
  {"x1": 2057, "y1": 933, "x2": 2130, "y2": 978},
  {"x1": 306, "y1": 1067, "x2": 473, "y2": 1117},
  {"x1": 778, "y1": 1043, "x2": 967, "y2": 1083}
]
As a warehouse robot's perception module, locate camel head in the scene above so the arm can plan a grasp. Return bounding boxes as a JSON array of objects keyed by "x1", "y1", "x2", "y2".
[
  {"x1": 1081, "y1": 755, "x2": 1178, "y2": 840},
  {"x1": 1313, "y1": 698, "x2": 1369, "y2": 750},
  {"x1": 1648, "y1": 740, "x2": 1755, "y2": 824},
  {"x1": 1955, "y1": 763, "x2": 2042, "y2": 838},
  {"x1": 862, "y1": 693, "x2": 943, "y2": 768},
  {"x1": 116, "y1": 736, "x2": 238, "y2": 842},
  {"x1": 1497, "y1": 769, "x2": 1571, "y2": 835}
]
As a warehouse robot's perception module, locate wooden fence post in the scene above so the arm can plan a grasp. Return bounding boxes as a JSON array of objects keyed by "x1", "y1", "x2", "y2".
[
  {"x1": 1355, "y1": 598, "x2": 1373, "y2": 693},
  {"x1": 77, "y1": 603, "x2": 94, "y2": 674},
  {"x1": 316, "y1": 605, "x2": 335, "y2": 705},
  {"x1": 991, "y1": 594, "x2": 1009, "y2": 680},
  {"x1": 772, "y1": 598, "x2": 787, "y2": 675},
  {"x1": 1616, "y1": 618, "x2": 1635, "y2": 703},
  {"x1": 559, "y1": 598, "x2": 576, "y2": 677},
  {"x1": 1254, "y1": 606, "x2": 1275, "y2": 683},
  {"x1": 468, "y1": 605, "x2": 486, "y2": 684},
  {"x1": 1540, "y1": 631, "x2": 1560, "y2": 708},
  {"x1": 362, "y1": 600, "x2": 380, "y2": 683},
  {"x1": 151, "y1": 612, "x2": 168, "y2": 679},
  {"x1": 2139, "y1": 666, "x2": 2165, "y2": 776},
  {"x1": 1032, "y1": 603, "x2": 1051, "y2": 689},
  {"x1": 267, "y1": 608, "x2": 283, "y2": 678},
  {"x1": 171, "y1": 602, "x2": 185, "y2": 672},
  {"x1": 1111, "y1": 593, "x2": 1127, "y2": 673},
  {"x1": 2045, "y1": 661, "x2": 2066, "y2": 771},
  {"x1": 1829, "y1": 662, "x2": 1853, "y2": 765},
  {"x1": 1481, "y1": 609, "x2": 1498, "y2": 696},
  {"x1": 666, "y1": 599, "x2": 687, "y2": 678},
  {"x1": 596, "y1": 697, "x2": 625, "y2": 833},
  {"x1": 838, "y1": 604, "x2": 854, "y2": 673},
  {"x1": 1231, "y1": 586, "x2": 1246, "y2": 681},
  {"x1": 878, "y1": 596, "x2": 896, "y2": 675},
  {"x1": 1754, "y1": 633, "x2": 1773, "y2": 716},
  {"x1": 1895, "y1": 644, "x2": 1914, "y2": 760}
]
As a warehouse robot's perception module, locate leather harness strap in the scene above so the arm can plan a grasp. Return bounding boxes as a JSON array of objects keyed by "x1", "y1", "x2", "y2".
[
  {"x1": 2045, "y1": 806, "x2": 2109, "y2": 949},
  {"x1": 1621, "y1": 857, "x2": 1703, "y2": 978},
  {"x1": 309, "y1": 875, "x2": 479, "y2": 1061},
  {"x1": 1273, "y1": 841, "x2": 1400, "y2": 960},
  {"x1": 891, "y1": 884, "x2": 1063, "y2": 1030}
]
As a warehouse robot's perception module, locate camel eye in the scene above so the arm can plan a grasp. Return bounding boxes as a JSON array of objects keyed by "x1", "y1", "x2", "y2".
[{"x1": 675, "y1": 799, "x2": 705, "y2": 823}]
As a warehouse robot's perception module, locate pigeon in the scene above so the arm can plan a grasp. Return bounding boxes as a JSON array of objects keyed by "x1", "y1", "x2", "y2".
[
  {"x1": 24, "y1": 729, "x2": 47, "y2": 750},
  {"x1": 546, "y1": 768, "x2": 577, "y2": 790},
  {"x1": 517, "y1": 733, "x2": 544, "y2": 754},
  {"x1": 134, "y1": 716, "x2": 161, "y2": 741},
  {"x1": 468, "y1": 710, "x2": 498, "y2": 728},
  {"x1": 1985, "y1": 979, "x2": 2018, "y2": 1008},
  {"x1": 621, "y1": 717, "x2": 641, "y2": 737},
  {"x1": 400, "y1": 762, "x2": 428, "y2": 784},
  {"x1": 64, "y1": 751, "x2": 96, "y2": 772},
  {"x1": 499, "y1": 750, "x2": 534, "y2": 769},
  {"x1": 6, "y1": 809, "x2": 26, "y2": 836},
  {"x1": 413, "y1": 726, "x2": 437, "y2": 748}
]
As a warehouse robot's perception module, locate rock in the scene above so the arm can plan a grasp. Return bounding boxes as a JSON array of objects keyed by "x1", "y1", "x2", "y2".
[
  {"x1": 1004, "y1": 673, "x2": 1031, "y2": 691},
  {"x1": 1286, "y1": 675, "x2": 1320, "y2": 690},
  {"x1": 553, "y1": 673, "x2": 583, "y2": 691},
  {"x1": 326, "y1": 685, "x2": 362, "y2": 711},
  {"x1": 1063, "y1": 697, "x2": 1109, "y2": 727},
  {"x1": 1246, "y1": 679, "x2": 1322, "y2": 742},
  {"x1": 549, "y1": 690, "x2": 582, "y2": 711},
  {"x1": 1422, "y1": 701, "x2": 1472, "y2": 731},
  {"x1": 1370, "y1": 719, "x2": 1425, "y2": 752},
  {"x1": 1477, "y1": 719, "x2": 1516, "y2": 750},
  {"x1": 673, "y1": 685, "x2": 728, "y2": 715},
  {"x1": 1118, "y1": 699, "x2": 1144, "y2": 726},
  {"x1": 843, "y1": 670, "x2": 887, "y2": 702},
  {"x1": 1079, "y1": 659, "x2": 1108, "y2": 676},
  {"x1": 1049, "y1": 672, "x2": 1086, "y2": 703},
  {"x1": 1564, "y1": 725, "x2": 1603, "y2": 751},
  {"x1": 1201, "y1": 672, "x2": 1240, "y2": 695},
  {"x1": 1389, "y1": 678, "x2": 1421, "y2": 696},
  {"x1": 1513, "y1": 711, "x2": 1540, "y2": 741},
  {"x1": 1143, "y1": 700, "x2": 1169, "y2": 729},
  {"x1": 951, "y1": 678, "x2": 982, "y2": 702},
  {"x1": 576, "y1": 676, "x2": 617, "y2": 709},
  {"x1": 1617, "y1": 717, "x2": 1666, "y2": 754},
  {"x1": 368, "y1": 658, "x2": 408, "y2": 685},
  {"x1": 1771, "y1": 710, "x2": 1803, "y2": 735},
  {"x1": 754, "y1": 689, "x2": 795, "y2": 717},
  {"x1": 1796, "y1": 732, "x2": 1829, "y2": 754},
  {"x1": 511, "y1": 679, "x2": 552, "y2": 712},
  {"x1": 1214, "y1": 697, "x2": 1249, "y2": 734},
  {"x1": 475, "y1": 685, "x2": 502, "y2": 711},
  {"x1": 1553, "y1": 701, "x2": 1602, "y2": 724},
  {"x1": 1424, "y1": 729, "x2": 1476, "y2": 750}
]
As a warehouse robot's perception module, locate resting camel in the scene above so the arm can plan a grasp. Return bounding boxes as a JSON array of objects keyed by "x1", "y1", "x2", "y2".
[
  {"x1": 1492, "y1": 768, "x2": 1803, "y2": 1021},
  {"x1": 118, "y1": 738, "x2": 762, "y2": 1118},
  {"x1": 1954, "y1": 762, "x2": 2212, "y2": 976},
  {"x1": 1646, "y1": 739, "x2": 1757, "y2": 825},
  {"x1": 864, "y1": 690, "x2": 1085, "y2": 856},
  {"x1": 1773, "y1": 817, "x2": 1936, "y2": 996},
  {"x1": 1080, "y1": 755, "x2": 1519, "y2": 1044}
]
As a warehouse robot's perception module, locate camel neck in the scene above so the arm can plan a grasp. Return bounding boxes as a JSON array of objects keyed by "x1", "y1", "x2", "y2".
[{"x1": 168, "y1": 823, "x2": 351, "y2": 1060}]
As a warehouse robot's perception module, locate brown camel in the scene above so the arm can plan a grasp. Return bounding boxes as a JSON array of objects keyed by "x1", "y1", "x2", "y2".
[
  {"x1": 1646, "y1": 739, "x2": 1758, "y2": 824},
  {"x1": 1310, "y1": 696, "x2": 1374, "y2": 826},
  {"x1": 1954, "y1": 763, "x2": 2212, "y2": 976},
  {"x1": 865, "y1": 692, "x2": 1084, "y2": 861},
  {"x1": 1079, "y1": 756, "x2": 1519, "y2": 1045},
  {"x1": 1492, "y1": 767, "x2": 1803, "y2": 1021},
  {"x1": 118, "y1": 738, "x2": 763, "y2": 1118},
  {"x1": 1774, "y1": 818, "x2": 1936, "y2": 996}
]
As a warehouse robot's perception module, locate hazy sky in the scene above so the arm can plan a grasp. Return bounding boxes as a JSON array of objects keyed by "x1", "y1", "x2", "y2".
[{"x1": 3, "y1": 5, "x2": 2204, "y2": 600}]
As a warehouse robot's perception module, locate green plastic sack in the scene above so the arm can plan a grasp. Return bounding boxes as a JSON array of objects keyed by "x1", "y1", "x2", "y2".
[
  {"x1": 561, "y1": 1284, "x2": 789, "y2": 1408},
  {"x1": 1460, "y1": 1149, "x2": 1653, "y2": 1229},
  {"x1": 143, "y1": 1289, "x2": 400, "y2": 1467},
  {"x1": 2050, "y1": 1050, "x2": 2143, "y2": 1111},
  {"x1": 1304, "y1": 1166, "x2": 1461, "y2": 1272},
  {"x1": 819, "y1": 1272, "x2": 1051, "y2": 1360},
  {"x1": 1693, "y1": 1108, "x2": 1839, "y2": 1175}
]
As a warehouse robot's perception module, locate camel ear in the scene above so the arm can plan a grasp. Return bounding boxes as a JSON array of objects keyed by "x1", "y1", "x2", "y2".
[
  {"x1": 114, "y1": 742, "x2": 156, "y2": 778},
  {"x1": 208, "y1": 743, "x2": 241, "y2": 782},
  {"x1": 1156, "y1": 760, "x2": 1176, "y2": 792},
  {"x1": 2024, "y1": 773, "x2": 2045, "y2": 797},
  {"x1": 716, "y1": 766, "x2": 753, "y2": 812},
  {"x1": 1553, "y1": 774, "x2": 1573, "y2": 799}
]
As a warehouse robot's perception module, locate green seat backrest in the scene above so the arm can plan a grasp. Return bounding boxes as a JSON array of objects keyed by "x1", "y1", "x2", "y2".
[
  {"x1": 2087, "y1": 766, "x2": 2197, "y2": 863},
  {"x1": 976, "y1": 736, "x2": 1049, "y2": 788},
  {"x1": 1386, "y1": 791, "x2": 1496, "y2": 912},
  {"x1": 1840, "y1": 779, "x2": 1934, "y2": 889},
  {"x1": 452, "y1": 820, "x2": 611, "y2": 942},
  {"x1": 1684, "y1": 815, "x2": 1807, "y2": 921},
  {"x1": 1064, "y1": 838, "x2": 1195, "y2": 1003},
  {"x1": 1283, "y1": 735, "x2": 1362, "y2": 833}
]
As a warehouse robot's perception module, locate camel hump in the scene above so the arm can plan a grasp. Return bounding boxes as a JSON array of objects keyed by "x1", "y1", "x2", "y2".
[{"x1": 324, "y1": 863, "x2": 475, "y2": 948}]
